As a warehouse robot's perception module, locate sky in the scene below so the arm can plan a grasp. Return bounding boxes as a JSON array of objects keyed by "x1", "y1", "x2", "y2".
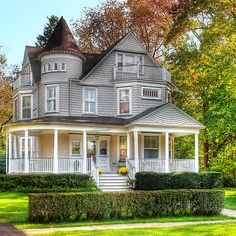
[{"x1": 0, "y1": 0, "x2": 100, "y2": 66}]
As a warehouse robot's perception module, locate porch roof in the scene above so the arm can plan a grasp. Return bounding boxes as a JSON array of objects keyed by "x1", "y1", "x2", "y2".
[{"x1": 10, "y1": 103, "x2": 204, "y2": 129}]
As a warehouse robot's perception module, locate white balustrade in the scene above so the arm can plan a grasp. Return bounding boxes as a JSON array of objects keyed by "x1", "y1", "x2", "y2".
[
  {"x1": 139, "y1": 158, "x2": 166, "y2": 172},
  {"x1": 170, "y1": 159, "x2": 195, "y2": 172},
  {"x1": 29, "y1": 158, "x2": 53, "y2": 173},
  {"x1": 58, "y1": 158, "x2": 83, "y2": 173},
  {"x1": 10, "y1": 159, "x2": 24, "y2": 173}
]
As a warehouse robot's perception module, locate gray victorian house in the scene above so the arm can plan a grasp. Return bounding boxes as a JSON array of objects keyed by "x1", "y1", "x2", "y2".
[{"x1": 6, "y1": 17, "x2": 204, "y2": 191}]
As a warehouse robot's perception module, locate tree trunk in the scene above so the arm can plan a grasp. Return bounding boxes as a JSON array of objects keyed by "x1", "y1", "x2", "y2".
[{"x1": 203, "y1": 140, "x2": 209, "y2": 170}]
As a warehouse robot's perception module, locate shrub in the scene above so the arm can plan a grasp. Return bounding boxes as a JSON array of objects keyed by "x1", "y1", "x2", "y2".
[
  {"x1": 223, "y1": 176, "x2": 236, "y2": 187},
  {"x1": 28, "y1": 189, "x2": 224, "y2": 222},
  {"x1": 0, "y1": 159, "x2": 6, "y2": 174},
  {"x1": 0, "y1": 174, "x2": 97, "y2": 193},
  {"x1": 135, "y1": 172, "x2": 222, "y2": 190}
]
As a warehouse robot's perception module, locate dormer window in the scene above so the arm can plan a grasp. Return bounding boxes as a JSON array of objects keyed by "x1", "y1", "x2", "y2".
[
  {"x1": 47, "y1": 63, "x2": 51, "y2": 72},
  {"x1": 61, "y1": 62, "x2": 66, "y2": 71},
  {"x1": 53, "y1": 62, "x2": 58, "y2": 71}
]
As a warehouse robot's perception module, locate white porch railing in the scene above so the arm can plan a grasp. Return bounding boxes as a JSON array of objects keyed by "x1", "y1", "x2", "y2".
[
  {"x1": 58, "y1": 158, "x2": 83, "y2": 173},
  {"x1": 126, "y1": 159, "x2": 135, "y2": 180},
  {"x1": 29, "y1": 157, "x2": 53, "y2": 173},
  {"x1": 88, "y1": 158, "x2": 99, "y2": 186},
  {"x1": 139, "y1": 158, "x2": 166, "y2": 172},
  {"x1": 170, "y1": 159, "x2": 195, "y2": 172},
  {"x1": 11, "y1": 158, "x2": 24, "y2": 173}
]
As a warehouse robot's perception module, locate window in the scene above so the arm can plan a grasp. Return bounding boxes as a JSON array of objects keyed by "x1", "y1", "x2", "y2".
[
  {"x1": 84, "y1": 87, "x2": 97, "y2": 114},
  {"x1": 117, "y1": 54, "x2": 123, "y2": 71},
  {"x1": 20, "y1": 137, "x2": 32, "y2": 158},
  {"x1": 167, "y1": 90, "x2": 172, "y2": 103},
  {"x1": 42, "y1": 64, "x2": 46, "y2": 73},
  {"x1": 14, "y1": 98, "x2": 18, "y2": 120},
  {"x1": 142, "y1": 87, "x2": 161, "y2": 100},
  {"x1": 47, "y1": 63, "x2": 51, "y2": 72},
  {"x1": 125, "y1": 55, "x2": 136, "y2": 72},
  {"x1": 21, "y1": 95, "x2": 32, "y2": 119},
  {"x1": 61, "y1": 62, "x2": 66, "y2": 71},
  {"x1": 119, "y1": 136, "x2": 127, "y2": 161},
  {"x1": 45, "y1": 85, "x2": 59, "y2": 112},
  {"x1": 118, "y1": 88, "x2": 131, "y2": 115},
  {"x1": 53, "y1": 62, "x2": 58, "y2": 71},
  {"x1": 144, "y1": 136, "x2": 159, "y2": 159},
  {"x1": 71, "y1": 140, "x2": 81, "y2": 156},
  {"x1": 100, "y1": 140, "x2": 108, "y2": 155}
]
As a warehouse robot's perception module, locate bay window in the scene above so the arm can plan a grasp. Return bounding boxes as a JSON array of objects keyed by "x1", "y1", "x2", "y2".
[
  {"x1": 118, "y1": 88, "x2": 131, "y2": 115},
  {"x1": 45, "y1": 85, "x2": 59, "y2": 112},
  {"x1": 84, "y1": 87, "x2": 97, "y2": 114},
  {"x1": 144, "y1": 136, "x2": 159, "y2": 159}
]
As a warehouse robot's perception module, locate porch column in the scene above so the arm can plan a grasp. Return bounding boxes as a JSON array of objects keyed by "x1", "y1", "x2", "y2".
[
  {"x1": 83, "y1": 130, "x2": 87, "y2": 173},
  {"x1": 165, "y1": 132, "x2": 169, "y2": 173},
  {"x1": 53, "y1": 129, "x2": 58, "y2": 173},
  {"x1": 24, "y1": 129, "x2": 29, "y2": 173},
  {"x1": 134, "y1": 131, "x2": 139, "y2": 172},
  {"x1": 8, "y1": 132, "x2": 12, "y2": 173},
  {"x1": 127, "y1": 132, "x2": 130, "y2": 160},
  {"x1": 194, "y1": 133, "x2": 199, "y2": 172}
]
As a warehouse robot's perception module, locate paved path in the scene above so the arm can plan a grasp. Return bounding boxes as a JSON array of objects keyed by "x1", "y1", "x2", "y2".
[
  {"x1": 222, "y1": 208, "x2": 236, "y2": 217},
  {"x1": 23, "y1": 219, "x2": 236, "y2": 235},
  {"x1": 0, "y1": 223, "x2": 26, "y2": 236}
]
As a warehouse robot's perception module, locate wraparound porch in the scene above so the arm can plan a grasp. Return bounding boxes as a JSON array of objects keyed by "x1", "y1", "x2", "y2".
[{"x1": 6, "y1": 124, "x2": 199, "y2": 182}]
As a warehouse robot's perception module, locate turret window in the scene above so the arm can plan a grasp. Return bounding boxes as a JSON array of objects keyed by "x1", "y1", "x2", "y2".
[
  {"x1": 53, "y1": 62, "x2": 58, "y2": 71},
  {"x1": 61, "y1": 62, "x2": 66, "y2": 71},
  {"x1": 47, "y1": 63, "x2": 51, "y2": 72}
]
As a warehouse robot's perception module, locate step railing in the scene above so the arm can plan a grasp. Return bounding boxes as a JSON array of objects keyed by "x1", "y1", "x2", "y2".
[
  {"x1": 89, "y1": 158, "x2": 99, "y2": 186},
  {"x1": 126, "y1": 159, "x2": 135, "y2": 180}
]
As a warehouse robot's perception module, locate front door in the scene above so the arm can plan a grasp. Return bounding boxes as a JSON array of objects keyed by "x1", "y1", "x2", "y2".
[{"x1": 87, "y1": 138, "x2": 96, "y2": 161}]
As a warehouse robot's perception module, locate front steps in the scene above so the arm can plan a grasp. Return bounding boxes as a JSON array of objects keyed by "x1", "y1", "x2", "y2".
[{"x1": 99, "y1": 173, "x2": 131, "y2": 192}]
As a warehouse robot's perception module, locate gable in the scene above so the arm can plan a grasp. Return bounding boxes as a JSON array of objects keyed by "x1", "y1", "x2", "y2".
[
  {"x1": 131, "y1": 104, "x2": 204, "y2": 129},
  {"x1": 114, "y1": 33, "x2": 146, "y2": 53}
]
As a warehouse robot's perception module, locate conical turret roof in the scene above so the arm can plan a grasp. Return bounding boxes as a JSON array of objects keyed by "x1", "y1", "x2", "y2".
[{"x1": 39, "y1": 17, "x2": 84, "y2": 59}]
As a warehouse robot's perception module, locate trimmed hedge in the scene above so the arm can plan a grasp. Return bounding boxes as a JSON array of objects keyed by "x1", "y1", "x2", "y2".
[
  {"x1": 28, "y1": 190, "x2": 224, "y2": 222},
  {"x1": 135, "y1": 172, "x2": 222, "y2": 190},
  {"x1": 0, "y1": 174, "x2": 97, "y2": 192},
  {"x1": 0, "y1": 159, "x2": 6, "y2": 174}
]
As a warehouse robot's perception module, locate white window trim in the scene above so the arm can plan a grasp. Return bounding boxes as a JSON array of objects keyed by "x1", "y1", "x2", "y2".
[
  {"x1": 117, "y1": 87, "x2": 132, "y2": 116},
  {"x1": 141, "y1": 87, "x2": 162, "y2": 100},
  {"x1": 116, "y1": 52, "x2": 144, "y2": 73},
  {"x1": 13, "y1": 97, "x2": 18, "y2": 121},
  {"x1": 61, "y1": 61, "x2": 66, "y2": 71},
  {"x1": 141, "y1": 134, "x2": 161, "y2": 159},
  {"x1": 167, "y1": 90, "x2": 172, "y2": 103},
  {"x1": 53, "y1": 61, "x2": 58, "y2": 71},
  {"x1": 69, "y1": 135, "x2": 82, "y2": 158},
  {"x1": 20, "y1": 94, "x2": 33, "y2": 120},
  {"x1": 45, "y1": 84, "x2": 59, "y2": 113},
  {"x1": 83, "y1": 87, "x2": 98, "y2": 115}
]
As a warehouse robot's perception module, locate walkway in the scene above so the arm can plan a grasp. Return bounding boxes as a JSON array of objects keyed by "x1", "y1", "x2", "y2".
[
  {"x1": 222, "y1": 209, "x2": 236, "y2": 217},
  {"x1": 0, "y1": 223, "x2": 26, "y2": 236},
  {"x1": 24, "y1": 219, "x2": 236, "y2": 235}
]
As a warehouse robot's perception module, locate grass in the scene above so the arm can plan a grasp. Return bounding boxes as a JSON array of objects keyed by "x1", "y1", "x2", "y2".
[
  {"x1": 34, "y1": 223, "x2": 236, "y2": 236},
  {"x1": 224, "y1": 188, "x2": 236, "y2": 210},
  {"x1": 0, "y1": 190, "x2": 235, "y2": 229}
]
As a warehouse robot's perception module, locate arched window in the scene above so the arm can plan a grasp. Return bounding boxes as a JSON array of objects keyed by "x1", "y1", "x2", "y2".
[
  {"x1": 54, "y1": 62, "x2": 58, "y2": 71},
  {"x1": 47, "y1": 63, "x2": 51, "y2": 72},
  {"x1": 42, "y1": 64, "x2": 46, "y2": 73},
  {"x1": 61, "y1": 62, "x2": 66, "y2": 71}
]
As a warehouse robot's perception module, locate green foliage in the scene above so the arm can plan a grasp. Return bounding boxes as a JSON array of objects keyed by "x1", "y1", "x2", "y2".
[
  {"x1": 0, "y1": 174, "x2": 97, "y2": 193},
  {"x1": 28, "y1": 190, "x2": 224, "y2": 222},
  {"x1": 223, "y1": 176, "x2": 236, "y2": 188},
  {"x1": 135, "y1": 172, "x2": 222, "y2": 190},
  {"x1": 0, "y1": 158, "x2": 6, "y2": 174},
  {"x1": 35, "y1": 15, "x2": 59, "y2": 47}
]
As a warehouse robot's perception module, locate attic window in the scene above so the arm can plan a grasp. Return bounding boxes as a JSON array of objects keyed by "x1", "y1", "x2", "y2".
[{"x1": 142, "y1": 87, "x2": 161, "y2": 100}]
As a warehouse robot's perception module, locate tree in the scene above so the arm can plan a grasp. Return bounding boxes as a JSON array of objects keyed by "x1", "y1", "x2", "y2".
[
  {"x1": 73, "y1": 0, "x2": 174, "y2": 59},
  {"x1": 35, "y1": 15, "x2": 59, "y2": 47}
]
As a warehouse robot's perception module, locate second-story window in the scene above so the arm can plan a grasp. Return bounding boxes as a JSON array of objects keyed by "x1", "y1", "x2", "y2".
[
  {"x1": 118, "y1": 88, "x2": 131, "y2": 115},
  {"x1": 14, "y1": 98, "x2": 18, "y2": 120},
  {"x1": 45, "y1": 85, "x2": 59, "y2": 113},
  {"x1": 21, "y1": 95, "x2": 32, "y2": 119},
  {"x1": 142, "y1": 87, "x2": 161, "y2": 100},
  {"x1": 84, "y1": 87, "x2": 97, "y2": 114}
]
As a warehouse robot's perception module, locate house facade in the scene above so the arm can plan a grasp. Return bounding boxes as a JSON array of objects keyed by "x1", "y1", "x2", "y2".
[{"x1": 6, "y1": 17, "x2": 204, "y2": 191}]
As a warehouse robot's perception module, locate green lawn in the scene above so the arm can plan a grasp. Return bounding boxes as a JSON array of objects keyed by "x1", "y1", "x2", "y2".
[
  {"x1": 224, "y1": 188, "x2": 236, "y2": 210},
  {"x1": 0, "y1": 190, "x2": 235, "y2": 229},
  {"x1": 34, "y1": 223, "x2": 236, "y2": 236}
]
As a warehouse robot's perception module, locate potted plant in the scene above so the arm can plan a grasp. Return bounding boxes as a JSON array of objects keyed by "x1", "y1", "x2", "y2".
[
  {"x1": 98, "y1": 167, "x2": 103, "y2": 174},
  {"x1": 118, "y1": 167, "x2": 128, "y2": 175}
]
